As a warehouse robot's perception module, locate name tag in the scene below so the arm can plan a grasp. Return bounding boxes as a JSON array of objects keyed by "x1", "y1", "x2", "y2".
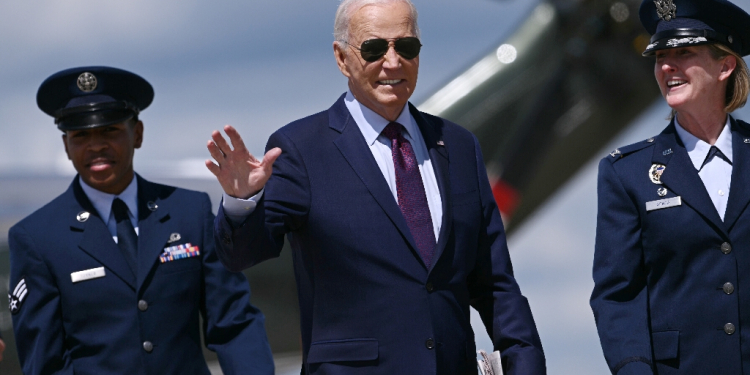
[
  {"x1": 646, "y1": 196, "x2": 682, "y2": 212},
  {"x1": 71, "y1": 267, "x2": 106, "y2": 283}
]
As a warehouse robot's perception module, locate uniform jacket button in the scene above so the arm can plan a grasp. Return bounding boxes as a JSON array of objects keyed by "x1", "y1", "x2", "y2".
[
  {"x1": 721, "y1": 242, "x2": 732, "y2": 254},
  {"x1": 723, "y1": 282, "x2": 735, "y2": 295},
  {"x1": 223, "y1": 236, "x2": 232, "y2": 245},
  {"x1": 138, "y1": 300, "x2": 149, "y2": 311},
  {"x1": 725, "y1": 323, "x2": 736, "y2": 335},
  {"x1": 143, "y1": 341, "x2": 154, "y2": 352},
  {"x1": 425, "y1": 338, "x2": 435, "y2": 350},
  {"x1": 426, "y1": 282, "x2": 434, "y2": 292}
]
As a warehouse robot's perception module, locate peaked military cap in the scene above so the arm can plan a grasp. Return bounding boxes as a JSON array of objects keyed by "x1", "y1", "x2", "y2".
[
  {"x1": 37, "y1": 66, "x2": 154, "y2": 131},
  {"x1": 640, "y1": 0, "x2": 750, "y2": 56}
]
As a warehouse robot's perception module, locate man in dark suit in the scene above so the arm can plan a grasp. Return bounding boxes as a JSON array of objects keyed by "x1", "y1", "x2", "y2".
[
  {"x1": 9, "y1": 66, "x2": 274, "y2": 374},
  {"x1": 206, "y1": 0, "x2": 544, "y2": 374}
]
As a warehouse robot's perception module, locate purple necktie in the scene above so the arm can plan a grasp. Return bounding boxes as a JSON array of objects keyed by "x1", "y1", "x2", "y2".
[{"x1": 382, "y1": 122, "x2": 436, "y2": 268}]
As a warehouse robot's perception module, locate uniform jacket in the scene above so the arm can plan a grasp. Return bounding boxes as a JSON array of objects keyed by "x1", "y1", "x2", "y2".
[
  {"x1": 9, "y1": 175, "x2": 274, "y2": 375},
  {"x1": 215, "y1": 94, "x2": 545, "y2": 375},
  {"x1": 591, "y1": 117, "x2": 750, "y2": 374}
]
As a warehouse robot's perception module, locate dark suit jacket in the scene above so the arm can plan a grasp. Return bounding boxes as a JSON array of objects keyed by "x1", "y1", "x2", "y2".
[
  {"x1": 9, "y1": 175, "x2": 273, "y2": 375},
  {"x1": 215, "y1": 94, "x2": 545, "y2": 375},
  {"x1": 591, "y1": 117, "x2": 750, "y2": 374}
]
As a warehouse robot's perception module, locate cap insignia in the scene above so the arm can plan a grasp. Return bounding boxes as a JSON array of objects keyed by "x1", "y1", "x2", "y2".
[
  {"x1": 77, "y1": 72, "x2": 97, "y2": 92},
  {"x1": 654, "y1": 0, "x2": 677, "y2": 22}
]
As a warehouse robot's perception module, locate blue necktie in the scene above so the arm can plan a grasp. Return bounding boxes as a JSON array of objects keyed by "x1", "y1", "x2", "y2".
[
  {"x1": 113, "y1": 198, "x2": 138, "y2": 272},
  {"x1": 382, "y1": 122, "x2": 436, "y2": 268}
]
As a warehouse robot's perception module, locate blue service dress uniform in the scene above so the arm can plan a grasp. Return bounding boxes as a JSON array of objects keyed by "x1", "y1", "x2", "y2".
[
  {"x1": 8, "y1": 175, "x2": 274, "y2": 375},
  {"x1": 591, "y1": 117, "x2": 750, "y2": 374}
]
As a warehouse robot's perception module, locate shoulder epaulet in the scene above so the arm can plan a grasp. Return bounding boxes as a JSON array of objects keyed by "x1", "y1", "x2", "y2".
[{"x1": 606, "y1": 136, "x2": 657, "y2": 163}]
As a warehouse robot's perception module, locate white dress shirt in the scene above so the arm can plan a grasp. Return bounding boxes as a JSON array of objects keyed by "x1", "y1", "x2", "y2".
[
  {"x1": 223, "y1": 91, "x2": 443, "y2": 239},
  {"x1": 675, "y1": 116, "x2": 733, "y2": 220},
  {"x1": 80, "y1": 175, "x2": 139, "y2": 241}
]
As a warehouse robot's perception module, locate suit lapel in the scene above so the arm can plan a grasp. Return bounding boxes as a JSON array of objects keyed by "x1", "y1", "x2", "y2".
[
  {"x1": 71, "y1": 179, "x2": 137, "y2": 289},
  {"x1": 329, "y1": 97, "x2": 422, "y2": 262},
  {"x1": 654, "y1": 123, "x2": 728, "y2": 237},
  {"x1": 723, "y1": 118, "x2": 750, "y2": 231},
  {"x1": 135, "y1": 176, "x2": 172, "y2": 290},
  {"x1": 409, "y1": 105, "x2": 451, "y2": 273}
]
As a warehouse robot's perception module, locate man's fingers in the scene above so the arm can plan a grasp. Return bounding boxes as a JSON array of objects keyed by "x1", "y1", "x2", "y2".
[
  {"x1": 206, "y1": 140, "x2": 226, "y2": 163},
  {"x1": 224, "y1": 125, "x2": 250, "y2": 153},
  {"x1": 211, "y1": 129, "x2": 234, "y2": 154},
  {"x1": 263, "y1": 147, "x2": 282, "y2": 167},
  {"x1": 205, "y1": 159, "x2": 220, "y2": 177}
]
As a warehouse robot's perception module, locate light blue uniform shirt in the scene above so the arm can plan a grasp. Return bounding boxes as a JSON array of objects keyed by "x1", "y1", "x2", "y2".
[
  {"x1": 675, "y1": 116, "x2": 733, "y2": 220},
  {"x1": 223, "y1": 91, "x2": 443, "y2": 239},
  {"x1": 79, "y1": 175, "x2": 139, "y2": 241}
]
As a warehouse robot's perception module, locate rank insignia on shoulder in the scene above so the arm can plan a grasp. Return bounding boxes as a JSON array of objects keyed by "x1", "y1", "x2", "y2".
[
  {"x1": 9, "y1": 278, "x2": 28, "y2": 314},
  {"x1": 160, "y1": 243, "x2": 200, "y2": 263},
  {"x1": 649, "y1": 164, "x2": 666, "y2": 184},
  {"x1": 610, "y1": 149, "x2": 622, "y2": 158}
]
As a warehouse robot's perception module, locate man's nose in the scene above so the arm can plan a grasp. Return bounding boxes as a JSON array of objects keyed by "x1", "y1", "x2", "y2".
[{"x1": 382, "y1": 43, "x2": 401, "y2": 68}]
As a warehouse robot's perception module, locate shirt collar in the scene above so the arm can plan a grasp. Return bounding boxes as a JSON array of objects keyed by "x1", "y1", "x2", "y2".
[
  {"x1": 674, "y1": 116, "x2": 733, "y2": 170},
  {"x1": 79, "y1": 175, "x2": 139, "y2": 224},
  {"x1": 344, "y1": 90, "x2": 418, "y2": 146}
]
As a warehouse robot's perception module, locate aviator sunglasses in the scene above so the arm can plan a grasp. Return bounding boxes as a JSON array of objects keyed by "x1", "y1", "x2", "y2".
[{"x1": 347, "y1": 37, "x2": 422, "y2": 62}]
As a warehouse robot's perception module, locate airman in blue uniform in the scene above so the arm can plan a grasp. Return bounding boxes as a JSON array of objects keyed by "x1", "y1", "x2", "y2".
[
  {"x1": 8, "y1": 66, "x2": 274, "y2": 374},
  {"x1": 591, "y1": 0, "x2": 750, "y2": 373}
]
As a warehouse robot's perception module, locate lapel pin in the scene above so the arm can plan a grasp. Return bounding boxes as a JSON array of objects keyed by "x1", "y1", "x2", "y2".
[
  {"x1": 147, "y1": 201, "x2": 158, "y2": 211},
  {"x1": 610, "y1": 149, "x2": 621, "y2": 158},
  {"x1": 657, "y1": 187, "x2": 668, "y2": 197},
  {"x1": 437, "y1": 140, "x2": 444, "y2": 146},
  {"x1": 649, "y1": 164, "x2": 666, "y2": 184},
  {"x1": 744, "y1": 138, "x2": 750, "y2": 144},
  {"x1": 76, "y1": 211, "x2": 90, "y2": 222},
  {"x1": 663, "y1": 148, "x2": 673, "y2": 156},
  {"x1": 168, "y1": 233, "x2": 181, "y2": 243}
]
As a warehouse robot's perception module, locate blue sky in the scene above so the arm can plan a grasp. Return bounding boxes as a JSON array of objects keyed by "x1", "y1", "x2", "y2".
[{"x1": 5, "y1": 0, "x2": 750, "y2": 373}]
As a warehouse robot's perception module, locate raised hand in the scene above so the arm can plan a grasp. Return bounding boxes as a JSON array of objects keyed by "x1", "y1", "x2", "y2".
[{"x1": 206, "y1": 125, "x2": 282, "y2": 199}]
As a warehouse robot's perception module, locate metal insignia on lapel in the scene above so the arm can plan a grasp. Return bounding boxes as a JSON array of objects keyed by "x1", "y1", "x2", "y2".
[
  {"x1": 147, "y1": 201, "x2": 158, "y2": 211},
  {"x1": 649, "y1": 164, "x2": 666, "y2": 184},
  {"x1": 744, "y1": 138, "x2": 750, "y2": 144},
  {"x1": 663, "y1": 148, "x2": 673, "y2": 156},
  {"x1": 610, "y1": 149, "x2": 621, "y2": 158},
  {"x1": 437, "y1": 140, "x2": 444, "y2": 146},
  {"x1": 657, "y1": 187, "x2": 668, "y2": 197},
  {"x1": 654, "y1": 0, "x2": 676, "y2": 22},
  {"x1": 77, "y1": 211, "x2": 90, "y2": 222},
  {"x1": 168, "y1": 233, "x2": 181, "y2": 243}
]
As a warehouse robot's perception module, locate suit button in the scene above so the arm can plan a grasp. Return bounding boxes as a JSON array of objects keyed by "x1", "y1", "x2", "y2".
[
  {"x1": 723, "y1": 282, "x2": 735, "y2": 295},
  {"x1": 223, "y1": 236, "x2": 231, "y2": 245},
  {"x1": 426, "y1": 283, "x2": 434, "y2": 292},
  {"x1": 425, "y1": 338, "x2": 435, "y2": 350},
  {"x1": 721, "y1": 242, "x2": 732, "y2": 254},
  {"x1": 138, "y1": 300, "x2": 148, "y2": 311},
  {"x1": 143, "y1": 341, "x2": 154, "y2": 352},
  {"x1": 725, "y1": 323, "x2": 736, "y2": 335}
]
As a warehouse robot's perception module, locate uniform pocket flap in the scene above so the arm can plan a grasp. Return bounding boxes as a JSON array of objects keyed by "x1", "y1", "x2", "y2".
[
  {"x1": 652, "y1": 330, "x2": 679, "y2": 361},
  {"x1": 307, "y1": 338, "x2": 379, "y2": 363}
]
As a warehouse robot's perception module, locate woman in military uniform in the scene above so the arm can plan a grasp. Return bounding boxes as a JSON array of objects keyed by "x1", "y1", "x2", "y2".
[{"x1": 591, "y1": 0, "x2": 750, "y2": 373}]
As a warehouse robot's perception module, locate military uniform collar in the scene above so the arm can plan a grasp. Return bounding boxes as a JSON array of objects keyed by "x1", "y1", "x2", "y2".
[
  {"x1": 674, "y1": 115, "x2": 733, "y2": 170},
  {"x1": 79, "y1": 175, "x2": 138, "y2": 226}
]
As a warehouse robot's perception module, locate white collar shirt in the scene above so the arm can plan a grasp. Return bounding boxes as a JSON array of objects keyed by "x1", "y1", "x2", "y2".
[
  {"x1": 675, "y1": 116, "x2": 733, "y2": 220},
  {"x1": 79, "y1": 175, "x2": 139, "y2": 239}
]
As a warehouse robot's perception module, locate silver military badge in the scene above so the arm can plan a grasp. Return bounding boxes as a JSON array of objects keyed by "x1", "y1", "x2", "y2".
[
  {"x1": 649, "y1": 164, "x2": 666, "y2": 184},
  {"x1": 654, "y1": 0, "x2": 677, "y2": 22},
  {"x1": 9, "y1": 278, "x2": 28, "y2": 315},
  {"x1": 77, "y1": 72, "x2": 97, "y2": 92},
  {"x1": 168, "y1": 233, "x2": 181, "y2": 243}
]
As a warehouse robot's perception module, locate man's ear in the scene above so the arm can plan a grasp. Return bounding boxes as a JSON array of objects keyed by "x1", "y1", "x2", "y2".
[
  {"x1": 133, "y1": 120, "x2": 144, "y2": 149},
  {"x1": 334, "y1": 41, "x2": 352, "y2": 79},
  {"x1": 62, "y1": 133, "x2": 71, "y2": 160}
]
